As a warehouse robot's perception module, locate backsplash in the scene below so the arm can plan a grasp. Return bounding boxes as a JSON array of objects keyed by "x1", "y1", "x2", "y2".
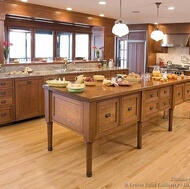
[{"x1": 156, "y1": 47, "x2": 190, "y2": 66}]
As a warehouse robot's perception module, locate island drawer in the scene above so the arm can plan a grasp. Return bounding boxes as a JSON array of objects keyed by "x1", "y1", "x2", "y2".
[
  {"x1": 159, "y1": 98, "x2": 171, "y2": 110},
  {"x1": 184, "y1": 82, "x2": 190, "y2": 101},
  {"x1": 0, "y1": 79, "x2": 13, "y2": 88},
  {"x1": 160, "y1": 87, "x2": 172, "y2": 98},
  {"x1": 174, "y1": 84, "x2": 184, "y2": 105},
  {"x1": 145, "y1": 89, "x2": 159, "y2": 102},
  {"x1": 144, "y1": 101, "x2": 159, "y2": 116},
  {"x1": 120, "y1": 93, "x2": 140, "y2": 125},
  {"x1": 97, "y1": 98, "x2": 119, "y2": 133}
]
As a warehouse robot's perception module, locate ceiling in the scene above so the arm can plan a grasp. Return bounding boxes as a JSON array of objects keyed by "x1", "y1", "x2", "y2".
[{"x1": 21, "y1": 0, "x2": 190, "y2": 24}]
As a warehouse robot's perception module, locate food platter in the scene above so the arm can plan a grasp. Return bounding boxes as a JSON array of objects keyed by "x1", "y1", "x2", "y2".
[
  {"x1": 116, "y1": 81, "x2": 133, "y2": 86},
  {"x1": 46, "y1": 80, "x2": 68, "y2": 87}
]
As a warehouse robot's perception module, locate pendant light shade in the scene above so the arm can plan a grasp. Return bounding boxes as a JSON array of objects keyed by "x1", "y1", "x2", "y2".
[
  {"x1": 151, "y1": 2, "x2": 164, "y2": 41},
  {"x1": 151, "y1": 29, "x2": 164, "y2": 41},
  {"x1": 112, "y1": 0, "x2": 129, "y2": 37}
]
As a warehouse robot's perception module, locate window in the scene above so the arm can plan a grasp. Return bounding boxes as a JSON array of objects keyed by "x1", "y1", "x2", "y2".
[
  {"x1": 75, "y1": 34, "x2": 89, "y2": 60},
  {"x1": 57, "y1": 32, "x2": 72, "y2": 60},
  {"x1": 9, "y1": 28, "x2": 31, "y2": 62},
  {"x1": 35, "y1": 30, "x2": 53, "y2": 61}
]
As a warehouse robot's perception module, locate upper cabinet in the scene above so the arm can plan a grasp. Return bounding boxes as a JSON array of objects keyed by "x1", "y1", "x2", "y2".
[{"x1": 153, "y1": 40, "x2": 168, "y2": 53}]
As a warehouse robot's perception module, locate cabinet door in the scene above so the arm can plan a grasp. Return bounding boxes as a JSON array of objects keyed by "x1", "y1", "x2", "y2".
[{"x1": 15, "y1": 77, "x2": 43, "y2": 121}]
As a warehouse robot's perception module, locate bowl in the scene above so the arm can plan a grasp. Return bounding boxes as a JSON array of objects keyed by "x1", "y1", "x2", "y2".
[
  {"x1": 84, "y1": 81, "x2": 97, "y2": 86},
  {"x1": 66, "y1": 83, "x2": 85, "y2": 93}
]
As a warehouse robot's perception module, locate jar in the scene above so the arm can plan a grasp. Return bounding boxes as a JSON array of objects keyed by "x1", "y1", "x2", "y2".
[{"x1": 152, "y1": 65, "x2": 161, "y2": 77}]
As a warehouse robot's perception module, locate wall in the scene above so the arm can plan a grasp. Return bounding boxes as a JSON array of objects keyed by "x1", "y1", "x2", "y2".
[{"x1": 157, "y1": 47, "x2": 190, "y2": 66}]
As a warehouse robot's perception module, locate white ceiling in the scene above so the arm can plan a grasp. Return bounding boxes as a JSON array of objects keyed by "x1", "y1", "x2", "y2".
[{"x1": 22, "y1": 0, "x2": 190, "y2": 24}]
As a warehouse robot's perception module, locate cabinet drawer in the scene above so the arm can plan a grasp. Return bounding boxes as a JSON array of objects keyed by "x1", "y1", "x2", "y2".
[
  {"x1": 160, "y1": 87, "x2": 172, "y2": 98},
  {"x1": 184, "y1": 82, "x2": 190, "y2": 101},
  {"x1": 159, "y1": 98, "x2": 171, "y2": 110},
  {"x1": 0, "y1": 88, "x2": 13, "y2": 97},
  {"x1": 145, "y1": 90, "x2": 159, "y2": 102},
  {"x1": 145, "y1": 101, "x2": 159, "y2": 116},
  {"x1": 120, "y1": 93, "x2": 140, "y2": 125},
  {"x1": 97, "y1": 98, "x2": 119, "y2": 133},
  {"x1": 0, "y1": 79, "x2": 13, "y2": 88},
  {"x1": 0, "y1": 107, "x2": 14, "y2": 124},
  {"x1": 174, "y1": 84, "x2": 184, "y2": 105},
  {"x1": 0, "y1": 97, "x2": 13, "y2": 106}
]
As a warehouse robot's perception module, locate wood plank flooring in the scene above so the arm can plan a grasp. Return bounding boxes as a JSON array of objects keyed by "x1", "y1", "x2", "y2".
[{"x1": 0, "y1": 101, "x2": 190, "y2": 189}]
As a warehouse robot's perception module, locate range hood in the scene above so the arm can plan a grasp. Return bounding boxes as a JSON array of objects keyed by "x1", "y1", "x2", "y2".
[{"x1": 161, "y1": 34, "x2": 189, "y2": 47}]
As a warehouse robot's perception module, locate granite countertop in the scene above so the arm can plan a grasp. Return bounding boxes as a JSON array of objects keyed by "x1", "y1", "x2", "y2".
[{"x1": 0, "y1": 67, "x2": 128, "y2": 79}]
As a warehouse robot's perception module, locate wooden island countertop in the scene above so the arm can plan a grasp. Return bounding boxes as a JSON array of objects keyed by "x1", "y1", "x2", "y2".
[{"x1": 43, "y1": 76, "x2": 190, "y2": 177}]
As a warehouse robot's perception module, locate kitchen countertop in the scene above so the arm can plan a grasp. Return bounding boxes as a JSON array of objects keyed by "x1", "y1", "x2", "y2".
[{"x1": 0, "y1": 67, "x2": 128, "y2": 79}]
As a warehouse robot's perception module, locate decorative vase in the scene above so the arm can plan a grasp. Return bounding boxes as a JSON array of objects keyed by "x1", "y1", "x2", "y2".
[
  {"x1": 95, "y1": 50, "x2": 100, "y2": 60},
  {"x1": 4, "y1": 49, "x2": 10, "y2": 63}
]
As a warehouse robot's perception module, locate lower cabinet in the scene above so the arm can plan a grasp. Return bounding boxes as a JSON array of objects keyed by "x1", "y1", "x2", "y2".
[{"x1": 15, "y1": 77, "x2": 43, "y2": 121}]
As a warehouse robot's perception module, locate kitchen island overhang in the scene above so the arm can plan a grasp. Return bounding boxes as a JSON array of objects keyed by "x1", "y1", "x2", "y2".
[{"x1": 43, "y1": 77, "x2": 190, "y2": 177}]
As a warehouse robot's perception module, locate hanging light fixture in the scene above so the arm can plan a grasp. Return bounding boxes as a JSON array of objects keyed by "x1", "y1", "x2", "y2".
[
  {"x1": 151, "y1": 2, "x2": 164, "y2": 41},
  {"x1": 112, "y1": 0, "x2": 129, "y2": 37}
]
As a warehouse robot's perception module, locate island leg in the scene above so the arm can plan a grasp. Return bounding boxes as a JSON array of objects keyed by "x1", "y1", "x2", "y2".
[
  {"x1": 137, "y1": 121, "x2": 142, "y2": 149},
  {"x1": 86, "y1": 142, "x2": 93, "y2": 177},
  {"x1": 168, "y1": 108, "x2": 173, "y2": 131},
  {"x1": 47, "y1": 121, "x2": 53, "y2": 151}
]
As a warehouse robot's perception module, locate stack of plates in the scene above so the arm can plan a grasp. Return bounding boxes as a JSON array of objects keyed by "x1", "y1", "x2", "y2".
[{"x1": 66, "y1": 83, "x2": 85, "y2": 93}]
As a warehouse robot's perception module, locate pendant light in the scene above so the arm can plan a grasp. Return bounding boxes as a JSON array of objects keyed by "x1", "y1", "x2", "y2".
[
  {"x1": 151, "y1": 2, "x2": 164, "y2": 41},
  {"x1": 112, "y1": 0, "x2": 129, "y2": 37}
]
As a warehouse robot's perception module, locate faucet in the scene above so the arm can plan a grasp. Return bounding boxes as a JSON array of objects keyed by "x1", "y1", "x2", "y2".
[{"x1": 62, "y1": 61, "x2": 68, "y2": 72}]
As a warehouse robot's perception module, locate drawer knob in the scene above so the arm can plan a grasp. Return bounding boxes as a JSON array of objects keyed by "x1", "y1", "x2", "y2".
[
  {"x1": 178, "y1": 92, "x2": 181, "y2": 96},
  {"x1": 1, "y1": 91, "x2": 6, "y2": 95},
  {"x1": 1, "y1": 100, "x2": 6, "y2": 104},
  {"x1": 150, "y1": 94, "x2": 154, "y2": 97},
  {"x1": 0, "y1": 83, "x2": 6, "y2": 86},
  {"x1": 1, "y1": 113, "x2": 7, "y2": 116},
  {"x1": 164, "y1": 90, "x2": 167, "y2": 94},
  {"x1": 187, "y1": 90, "x2": 190, "y2": 93},
  {"x1": 163, "y1": 102, "x2": 167, "y2": 106},
  {"x1": 27, "y1": 81, "x2": 32, "y2": 84},
  {"x1": 128, "y1": 107, "x2": 133, "y2": 111},
  {"x1": 105, "y1": 113, "x2": 111, "y2": 118},
  {"x1": 149, "y1": 106, "x2": 154, "y2": 110}
]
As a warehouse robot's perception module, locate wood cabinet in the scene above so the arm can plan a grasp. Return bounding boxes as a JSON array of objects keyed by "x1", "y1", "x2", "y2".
[
  {"x1": 174, "y1": 84, "x2": 184, "y2": 105},
  {"x1": 153, "y1": 40, "x2": 168, "y2": 53},
  {"x1": 15, "y1": 77, "x2": 43, "y2": 121},
  {"x1": 0, "y1": 79, "x2": 14, "y2": 125}
]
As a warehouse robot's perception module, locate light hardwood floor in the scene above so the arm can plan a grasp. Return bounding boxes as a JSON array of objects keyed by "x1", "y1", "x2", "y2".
[{"x1": 0, "y1": 102, "x2": 190, "y2": 189}]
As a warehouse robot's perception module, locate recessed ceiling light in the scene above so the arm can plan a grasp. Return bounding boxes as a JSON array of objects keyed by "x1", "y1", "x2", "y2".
[
  {"x1": 99, "y1": 14, "x2": 104, "y2": 17},
  {"x1": 21, "y1": 0, "x2": 27, "y2": 2},
  {"x1": 168, "y1": 7, "x2": 175, "y2": 10},
  {"x1": 66, "y1": 7, "x2": 72, "y2": 11},
  {"x1": 99, "y1": 1, "x2": 106, "y2": 5}
]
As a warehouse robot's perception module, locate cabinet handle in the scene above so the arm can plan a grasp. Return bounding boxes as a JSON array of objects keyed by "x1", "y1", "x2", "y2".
[
  {"x1": 105, "y1": 113, "x2": 111, "y2": 118},
  {"x1": 1, "y1": 100, "x2": 6, "y2": 104},
  {"x1": 149, "y1": 106, "x2": 154, "y2": 110},
  {"x1": 164, "y1": 90, "x2": 167, "y2": 94},
  {"x1": 187, "y1": 90, "x2": 190, "y2": 93},
  {"x1": 1, "y1": 91, "x2": 6, "y2": 95},
  {"x1": 1, "y1": 113, "x2": 7, "y2": 116},
  {"x1": 178, "y1": 92, "x2": 181, "y2": 96},
  {"x1": 163, "y1": 102, "x2": 167, "y2": 106},
  {"x1": 0, "y1": 83, "x2": 6, "y2": 86},
  {"x1": 150, "y1": 94, "x2": 154, "y2": 97},
  {"x1": 27, "y1": 81, "x2": 32, "y2": 84},
  {"x1": 128, "y1": 107, "x2": 133, "y2": 111}
]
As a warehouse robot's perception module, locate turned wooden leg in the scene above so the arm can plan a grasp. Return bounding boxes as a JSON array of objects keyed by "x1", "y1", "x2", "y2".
[
  {"x1": 137, "y1": 121, "x2": 142, "y2": 149},
  {"x1": 168, "y1": 109, "x2": 173, "y2": 131},
  {"x1": 86, "y1": 142, "x2": 93, "y2": 177},
  {"x1": 47, "y1": 121, "x2": 53, "y2": 151}
]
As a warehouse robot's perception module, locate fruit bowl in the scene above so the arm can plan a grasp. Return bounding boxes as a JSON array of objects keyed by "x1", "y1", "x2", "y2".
[{"x1": 84, "y1": 77, "x2": 97, "y2": 86}]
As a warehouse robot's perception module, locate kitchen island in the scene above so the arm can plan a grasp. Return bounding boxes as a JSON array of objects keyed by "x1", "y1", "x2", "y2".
[{"x1": 43, "y1": 77, "x2": 190, "y2": 177}]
